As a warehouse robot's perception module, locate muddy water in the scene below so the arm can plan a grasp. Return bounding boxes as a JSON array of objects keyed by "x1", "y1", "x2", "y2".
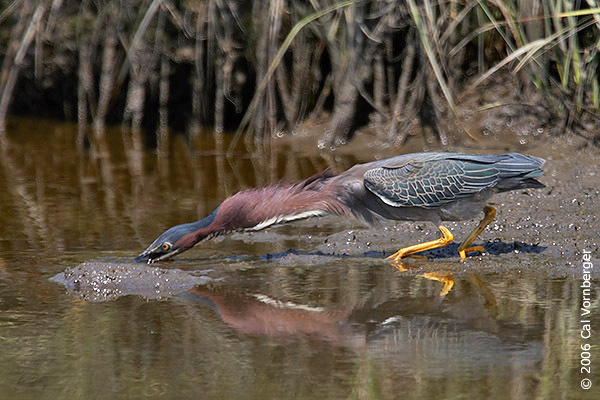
[{"x1": 1, "y1": 118, "x2": 599, "y2": 399}]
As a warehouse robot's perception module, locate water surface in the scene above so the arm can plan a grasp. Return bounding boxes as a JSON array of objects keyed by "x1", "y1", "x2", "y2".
[{"x1": 0, "y1": 119, "x2": 598, "y2": 399}]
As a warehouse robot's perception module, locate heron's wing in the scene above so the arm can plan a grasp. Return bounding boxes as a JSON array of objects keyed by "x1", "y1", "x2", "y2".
[{"x1": 363, "y1": 158, "x2": 499, "y2": 208}]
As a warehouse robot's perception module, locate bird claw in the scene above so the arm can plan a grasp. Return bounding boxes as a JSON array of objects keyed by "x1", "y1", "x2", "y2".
[
  {"x1": 386, "y1": 252, "x2": 427, "y2": 262},
  {"x1": 459, "y1": 246, "x2": 485, "y2": 261},
  {"x1": 385, "y1": 253, "x2": 405, "y2": 263}
]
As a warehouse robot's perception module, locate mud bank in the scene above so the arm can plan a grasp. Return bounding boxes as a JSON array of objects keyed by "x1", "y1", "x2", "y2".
[{"x1": 51, "y1": 262, "x2": 212, "y2": 302}]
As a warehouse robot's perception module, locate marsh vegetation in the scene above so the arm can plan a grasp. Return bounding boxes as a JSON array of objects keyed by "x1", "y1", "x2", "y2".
[{"x1": 1, "y1": 0, "x2": 599, "y2": 151}]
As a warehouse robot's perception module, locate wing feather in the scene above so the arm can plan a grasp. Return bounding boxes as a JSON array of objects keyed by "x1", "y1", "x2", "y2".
[{"x1": 364, "y1": 158, "x2": 499, "y2": 208}]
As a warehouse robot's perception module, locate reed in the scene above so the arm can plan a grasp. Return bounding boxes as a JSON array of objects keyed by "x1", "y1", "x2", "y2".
[{"x1": 0, "y1": 0, "x2": 598, "y2": 146}]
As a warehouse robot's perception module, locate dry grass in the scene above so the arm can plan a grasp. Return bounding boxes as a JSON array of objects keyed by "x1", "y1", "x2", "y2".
[{"x1": 0, "y1": 0, "x2": 599, "y2": 147}]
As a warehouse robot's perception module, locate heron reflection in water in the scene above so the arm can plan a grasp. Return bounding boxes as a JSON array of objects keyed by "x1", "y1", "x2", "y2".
[
  {"x1": 135, "y1": 152, "x2": 544, "y2": 263},
  {"x1": 182, "y1": 264, "x2": 500, "y2": 344}
]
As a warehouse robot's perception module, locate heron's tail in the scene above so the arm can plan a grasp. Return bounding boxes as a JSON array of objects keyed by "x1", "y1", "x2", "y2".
[{"x1": 495, "y1": 153, "x2": 545, "y2": 190}]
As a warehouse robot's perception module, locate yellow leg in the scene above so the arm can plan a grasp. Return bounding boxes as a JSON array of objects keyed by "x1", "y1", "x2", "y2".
[
  {"x1": 458, "y1": 206, "x2": 496, "y2": 260},
  {"x1": 386, "y1": 225, "x2": 454, "y2": 262}
]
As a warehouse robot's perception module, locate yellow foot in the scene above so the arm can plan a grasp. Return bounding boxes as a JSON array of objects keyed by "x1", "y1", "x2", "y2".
[
  {"x1": 386, "y1": 225, "x2": 454, "y2": 262},
  {"x1": 458, "y1": 245, "x2": 485, "y2": 260},
  {"x1": 386, "y1": 253, "x2": 428, "y2": 261},
  {"x1": 457, "y1": 205, "x2": 496, "y2": 260}
]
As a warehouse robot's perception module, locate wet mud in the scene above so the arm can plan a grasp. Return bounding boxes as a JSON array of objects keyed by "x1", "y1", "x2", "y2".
[{"x1": 51, "y1": 262, "x2": 212, "y2": 302}]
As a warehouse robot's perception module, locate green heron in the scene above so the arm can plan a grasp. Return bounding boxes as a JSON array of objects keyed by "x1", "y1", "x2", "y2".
[{"x1": 134, "y1": 152, "x2": 545, "y2": 263}]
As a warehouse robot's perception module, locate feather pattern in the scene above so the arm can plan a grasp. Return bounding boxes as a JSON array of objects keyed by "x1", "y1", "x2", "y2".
[{"x1": 363, "y1": 153, "x2": 544, "y2": 209}]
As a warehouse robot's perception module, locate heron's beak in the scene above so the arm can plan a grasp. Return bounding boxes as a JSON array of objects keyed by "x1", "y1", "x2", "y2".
[
  {"x1": 133, "y1": 251, "x2": 153, "y2": 264},
  {"x1": 133, "y1": 245, "x2": 182, "y2": 264},
  {"x1": 134, "y1": 222, "x2": 201, "y2": 263}
]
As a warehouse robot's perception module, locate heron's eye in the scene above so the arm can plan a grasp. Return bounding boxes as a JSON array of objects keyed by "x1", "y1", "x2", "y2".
[{"x1": 161, "y1": 242, "x2": 171, "y2": 251}]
